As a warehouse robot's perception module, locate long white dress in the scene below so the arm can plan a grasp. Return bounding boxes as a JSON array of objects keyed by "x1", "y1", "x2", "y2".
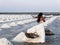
[
  {"x1": 13, "y1": 16, "x2": 58, "y2": 43},
  {"x1": 26, "y1": 22, "x2": 45, "y2": 43}
]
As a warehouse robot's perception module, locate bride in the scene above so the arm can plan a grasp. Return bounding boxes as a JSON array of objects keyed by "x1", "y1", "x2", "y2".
[{"x1": 13, "y1": 13, "x2": 57, "y2": 43}]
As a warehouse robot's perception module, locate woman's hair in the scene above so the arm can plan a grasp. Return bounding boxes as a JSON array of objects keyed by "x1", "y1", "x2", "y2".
[{"x1": 37, "y1": 13, "x2": 43, "y2": 23}]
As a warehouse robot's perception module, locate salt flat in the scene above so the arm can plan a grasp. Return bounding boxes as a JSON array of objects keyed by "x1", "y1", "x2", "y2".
[{"x1": 0, "y1": 15, "x2": 60, "y2": 45}]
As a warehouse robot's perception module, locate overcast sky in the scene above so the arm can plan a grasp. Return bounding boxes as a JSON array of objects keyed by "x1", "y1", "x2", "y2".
[{"x1": 0, "y1": 0, "x2": 60, "y2": 12}]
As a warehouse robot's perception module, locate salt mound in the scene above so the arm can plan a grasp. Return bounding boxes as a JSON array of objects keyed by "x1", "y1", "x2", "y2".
[
  {"x1": 12, "y1": 32, "x2": 27, "y2": 42},
  {"x1": 13, "y1": 24, "x2": 45, "y2": 43},
  {"x1": 1, "y1": 24, "x2": 10, "y2": 28},
  {"x1": 0, "y1": 20, "x2": 4, "y2": 22},
  {"x1": 9, "y1": 22, "x2": 17, "y2": 26},
  {"x1": 0, "y1": 38, "x2": 13, "y2": 45},
  {"x1": 17, "y1": 21, "x2": 24, "y2": 25},
  {"x1": 22, "y1": 20, "x2": 27, "y2": 23}
]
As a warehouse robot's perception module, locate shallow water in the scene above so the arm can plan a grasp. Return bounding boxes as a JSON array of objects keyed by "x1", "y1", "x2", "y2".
[{"x1": 0, "y1": 17, "x2": 60, "y2": 45}]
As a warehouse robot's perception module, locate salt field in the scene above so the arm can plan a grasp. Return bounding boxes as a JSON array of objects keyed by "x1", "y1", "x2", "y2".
[{"x1": 0, "y1": 14, "x2": 60, "y2": 45}]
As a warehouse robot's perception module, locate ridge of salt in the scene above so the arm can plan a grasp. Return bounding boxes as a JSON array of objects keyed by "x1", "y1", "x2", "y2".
[
  {"x1": 17, "y1": 21, "x2": 24, "y2": 25},
  {"x1": 1, "y1": 24, "x2": 10, "y2": 28},
  {"x1": 9, "y1": 22, "x2": 17, "y2": 26},
  {"x1": 0, "y1": 38, "x2": 13, "y2": 45}
]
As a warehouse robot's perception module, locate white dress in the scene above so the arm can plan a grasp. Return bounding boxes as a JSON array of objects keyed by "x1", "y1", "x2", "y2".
[
  {"x1": 13, "y1": 16, "x2": 58, "y2": 43},
  {"x1": 26, "y1": 22, "x2": 45, "y2": 43}
]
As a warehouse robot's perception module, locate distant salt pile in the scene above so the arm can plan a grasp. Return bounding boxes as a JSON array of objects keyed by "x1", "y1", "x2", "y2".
[
  {"x1": 23, "y1": 19, "x2": 33, "y2": 23},
  {"x1": 17, "y1": 21, "x2": 24, "y2": 25},
  {"x1": 9, "y1": 22, "x2": 17, "y2": 26},
  {"x1": 0, "y1": 38, "x2": 13, "y2": 45},
  {"x1": 32, "y1": 19, "x2": 37, "y2": 22},
  {"x1": 22, "y1": 20, "x2": 27, "y2": 24},
  {"x1": 45, "y1": 15, "x2": 53, "y2": 18},
  {"x1": 19, "y1": 15, "x2": 32, "y2": 20},
  {"x1": 0, "y1": 20, "x2": 4, "y2": 22},
  {"x1": 21, "y1": 19, "x2": 36, "y2": 24},
  {"x1": 1, "y1": 24, "x2": 10, "y2": 28}
]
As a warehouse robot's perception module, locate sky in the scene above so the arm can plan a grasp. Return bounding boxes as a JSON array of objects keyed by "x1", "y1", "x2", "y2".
[{"x1": 0, "y1": 0, "x2": 60, "y2": 12}]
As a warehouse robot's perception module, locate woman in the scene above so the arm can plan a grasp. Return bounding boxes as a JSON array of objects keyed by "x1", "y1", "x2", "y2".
[
  {"x1": 26, "y1": 13, "x2": 45, "y2": 43},
  {"x1": 13, "y1": 13, "x2": 57, "y2": 43},
  {"x1": 13, "y1": 13, "x2": 45, "y2": 43}
]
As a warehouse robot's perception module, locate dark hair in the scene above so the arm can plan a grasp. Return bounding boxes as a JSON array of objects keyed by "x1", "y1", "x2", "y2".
[{"x1": 37, "y1": 13, "x2": 43, "y2": 23}]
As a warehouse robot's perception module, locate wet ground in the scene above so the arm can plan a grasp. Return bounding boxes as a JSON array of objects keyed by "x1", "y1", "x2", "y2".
[{"x1": 0, "y1": 17, "x2": 60, "y2": 45}]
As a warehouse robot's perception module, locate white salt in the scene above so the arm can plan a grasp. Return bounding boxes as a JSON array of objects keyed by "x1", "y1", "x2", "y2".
[
  {"x1": 1, "y1": 24, "x2": 10, "y2": 28},
  {"x1": 17, "y1": 21, "x2": 24, "y2": 25},
  {"x1": 12, "y1": 32, "x2": 27, "y2": 42},
  {"x1": 0, "y1": 38, "x2": 13, "y2": 45},
  {"x1": 9, "y1": 22, "x2": 17, "y2": 26}
]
